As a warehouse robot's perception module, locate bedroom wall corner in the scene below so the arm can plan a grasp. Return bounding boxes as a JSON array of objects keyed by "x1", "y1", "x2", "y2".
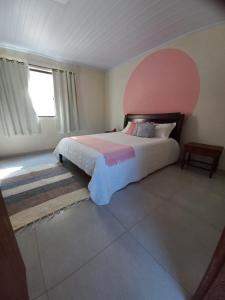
[
  {"x1": 0, "y1": 48, "x2": 106, "y2": 158},
  {"x1": 105, "y1": 61, "x2": 138, "y2": 131},
  {"x1": 105, "y1": 23, "x2": 225, "y2": 170}
]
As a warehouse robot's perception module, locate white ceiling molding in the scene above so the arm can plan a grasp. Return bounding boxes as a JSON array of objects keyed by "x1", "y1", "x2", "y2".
[{"x1": 0, "y1": 0, "x2": 224, "y2": 69}]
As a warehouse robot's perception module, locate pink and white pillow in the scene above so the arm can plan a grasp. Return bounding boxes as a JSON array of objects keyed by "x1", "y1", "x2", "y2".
[
  {"x1": 122, "y1": 121, "x2": 176, "y2": 139},
  {"x1": 122, "y1": 121, "x2": 137, "y2": 135}
]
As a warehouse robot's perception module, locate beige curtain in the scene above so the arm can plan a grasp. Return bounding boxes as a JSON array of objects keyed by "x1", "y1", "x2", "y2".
[
  {"x1": 52, "y1": 70, "x2": 79, "y2": 134},
  {"x1": 0, "y1": 58, "x2": 40, "y2": 135}
]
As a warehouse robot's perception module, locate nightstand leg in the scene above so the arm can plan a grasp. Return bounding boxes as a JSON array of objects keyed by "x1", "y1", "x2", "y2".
[
  {"x1": 214, "y1": 156, "x2": 220, "y2": 172},
  {"x1": 209, "y1": 169, "x2": 214, "y2": 178},
  {"x1": 210, "y1": 156, "x2": 219, "y2": 178},
  {"x1": 181, "y1": 150, "x2": 187, "y2": 169},
  {"x1": 209, "y1": 158, "x2": 216, "y2": 178},
  {"x1": 187, "y1": 152, "x2": 191, "y2": 166}
]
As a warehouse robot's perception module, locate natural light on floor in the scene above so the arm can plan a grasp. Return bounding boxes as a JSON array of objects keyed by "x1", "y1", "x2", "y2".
[
  {"x1": 28, "y1": 69, "x2": 55, "y2": 117},
  {"x1": 0, "y1": 166, "x2": 24, "y2": 180}
]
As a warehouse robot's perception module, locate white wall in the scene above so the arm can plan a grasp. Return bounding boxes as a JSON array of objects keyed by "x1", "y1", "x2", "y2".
[
  {"x1": 0, "y1": 48, "x2": 106, "y2": 157},
  {"x1": 1, "y1": 24, "x2": 225, "y2": 170},
  {"x1": 105, "y1": 23, "x2": 225, "y2": 170}
]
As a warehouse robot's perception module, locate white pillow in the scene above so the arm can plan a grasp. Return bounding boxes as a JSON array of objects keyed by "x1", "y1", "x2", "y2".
[{"x1": 154, "y1": 122, "x2": 176, "y2": 138}]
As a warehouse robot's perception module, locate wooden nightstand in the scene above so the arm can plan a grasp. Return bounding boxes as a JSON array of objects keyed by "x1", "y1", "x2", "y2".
[{"x1": 181, "y1": 142, "x2": 223, "y2": 178}]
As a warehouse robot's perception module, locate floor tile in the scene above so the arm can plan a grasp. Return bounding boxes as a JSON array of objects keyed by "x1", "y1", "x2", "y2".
[
  {"x1": 35, "y1": 294, "x2": 49, "y2": 300},
  {"x1": 36, "y1": 200, "x2": 125, "y2": 289},
  {"x1": 209, "y1": 173, "x2": 225, "y2": 196},
  {"x1": 16, "y1": 228, "x2": 46, "y2": 300},
  {"x1": 106, "y1": 183, "x2": 165, "y2": 229},
  {"x1": 179, "y1": 167, "x2": 225, "y2": 197},
  {"x1": 139, "y1": 165, "x2": 188, "y2": 199},
  {"x1": 130, "y1": 201, "x2": 220, "y2": 294},
  {"x1": 0, "y1": 151, "x2": 58, "y2": 180},
  {"x1": 3, "y1": 154, "x2": 225, "y2": 300},
  {"x1": 0, "y1": 151, "x2": 57, "y2": 170},
  {"x1": 48, "y1": 233, "x2": 189, "y2": 300},
  {"x1": 171, "y1": 184, "x2": 225, "y2": 231}
]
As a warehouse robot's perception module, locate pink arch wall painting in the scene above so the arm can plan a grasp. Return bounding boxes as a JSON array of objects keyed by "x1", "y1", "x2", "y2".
[{"x1": 123, "y1": 48, "x2": 200, "y2": 115}]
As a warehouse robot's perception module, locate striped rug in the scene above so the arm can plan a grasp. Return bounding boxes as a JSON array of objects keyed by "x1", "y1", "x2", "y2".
[{"x1": 1, "y1": 164, "x2": 89, "y2": 231}]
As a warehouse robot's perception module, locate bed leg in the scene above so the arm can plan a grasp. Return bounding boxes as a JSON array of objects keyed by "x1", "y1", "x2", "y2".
[{"x1": 59, "y1": 154, "x2": 63, "y2": 163}]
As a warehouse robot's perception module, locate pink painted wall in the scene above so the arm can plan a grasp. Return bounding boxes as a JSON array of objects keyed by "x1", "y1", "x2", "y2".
[{"x1": 123, "y1": 48, "x2": 200, "y2": 115}]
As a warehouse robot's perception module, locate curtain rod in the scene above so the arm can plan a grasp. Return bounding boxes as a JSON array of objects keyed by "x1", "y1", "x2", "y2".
[
  {"x1": 0, "y1": 57, "x2": 25, "y2": 64},
  {"x1": 29, "y1": 63, "x2": 52, "y2": 70},
  {"x1": 30, "y1": 63, "x2": 74, "y2": 73},
  {"x1": 0, "y1": 58, "x2": 74, "y2": 73}
]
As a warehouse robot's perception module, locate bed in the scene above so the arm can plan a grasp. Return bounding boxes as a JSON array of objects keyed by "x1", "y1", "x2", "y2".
[{"x1": 54, "y1": 113, "x2": 184, "y2": 205}]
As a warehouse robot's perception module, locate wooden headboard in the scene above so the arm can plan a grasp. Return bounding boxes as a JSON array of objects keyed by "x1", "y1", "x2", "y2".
[{"x1": 124, "y1": 112, "x2": 184, "y2": 143}]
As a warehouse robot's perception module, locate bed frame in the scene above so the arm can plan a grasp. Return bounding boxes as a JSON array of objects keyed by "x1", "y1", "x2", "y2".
[
  {"x1": 59, "y1": 112, "x2": 184, "y2": 163},
  {"x1": 124, "y1": 112, "x2": 184, "y2": 143}
]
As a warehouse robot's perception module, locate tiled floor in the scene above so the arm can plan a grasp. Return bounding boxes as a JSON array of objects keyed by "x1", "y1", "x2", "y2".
[{"x1": 1, "y1": 151, "x2": 225, "y2": 300}]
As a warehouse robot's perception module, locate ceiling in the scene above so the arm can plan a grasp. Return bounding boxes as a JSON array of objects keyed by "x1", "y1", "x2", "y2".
[{"x1": 0, "y1": 0, "x2": 225, "y2": 69}]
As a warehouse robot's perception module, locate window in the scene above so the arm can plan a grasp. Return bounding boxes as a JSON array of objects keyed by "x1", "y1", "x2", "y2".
[{"x1": 28, "y1": 67, "x2": 56, "y2": 117}]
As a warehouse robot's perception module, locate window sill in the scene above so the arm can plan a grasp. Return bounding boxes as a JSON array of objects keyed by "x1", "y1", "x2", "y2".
[{"x1": 38, "y1": 116, "x2": 56, "y2": 118}]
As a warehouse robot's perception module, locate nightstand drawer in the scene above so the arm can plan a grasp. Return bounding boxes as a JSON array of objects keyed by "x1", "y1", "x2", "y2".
[{"x1": 185, "y1": 145, "x2": 218, "y2": 157}]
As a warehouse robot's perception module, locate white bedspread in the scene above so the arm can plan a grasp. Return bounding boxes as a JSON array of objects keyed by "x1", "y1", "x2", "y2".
[{"x1": 54, "y1": 132, "x2": 180, "y2": 205}]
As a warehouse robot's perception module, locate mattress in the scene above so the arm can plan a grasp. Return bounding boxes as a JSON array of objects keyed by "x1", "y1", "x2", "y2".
[{"x1": 54, "y1": 132, "x2": 180, "y2": 205}]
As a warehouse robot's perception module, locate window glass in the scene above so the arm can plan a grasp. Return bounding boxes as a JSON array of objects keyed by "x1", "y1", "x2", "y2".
[{"x1": 28, "y1": 69, "x2": 55, "y2": 117}]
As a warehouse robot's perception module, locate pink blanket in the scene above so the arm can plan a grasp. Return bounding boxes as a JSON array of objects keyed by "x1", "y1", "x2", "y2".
[{"x1": 71, "y1": 136, "x2": 135, "y2": 166}]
